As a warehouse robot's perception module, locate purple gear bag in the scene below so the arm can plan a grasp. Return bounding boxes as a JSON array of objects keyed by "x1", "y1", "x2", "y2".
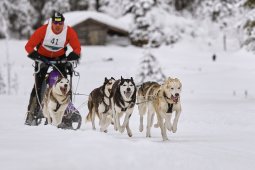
[{"x1": 48, "y1": 70, "x2": 61, "y2": 87}]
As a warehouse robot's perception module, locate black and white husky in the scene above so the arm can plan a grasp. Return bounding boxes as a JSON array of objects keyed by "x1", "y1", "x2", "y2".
[
  {"x1": 86, "y1": 77, "x2": 115, "y2": 132},
  {"x1": 110, "y1": 76, "x2": 136, "y2": 137}
]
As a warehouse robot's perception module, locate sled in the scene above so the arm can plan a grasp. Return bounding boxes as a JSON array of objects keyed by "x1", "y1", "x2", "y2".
[{"x1": 25, "y1": 59, "x2": 82, "y2": 130}]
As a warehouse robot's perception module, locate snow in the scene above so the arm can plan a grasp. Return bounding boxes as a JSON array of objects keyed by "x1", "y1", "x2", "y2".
[
  {"x1": 63, "y1": 11, "x2": 130, "y2": 32},
  {"x1": 0, "y1": 38, "x2": 255, "y2": 170}
]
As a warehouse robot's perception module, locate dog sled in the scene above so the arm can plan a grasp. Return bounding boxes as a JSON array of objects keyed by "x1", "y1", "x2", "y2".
[{"x1": 25, "y1": 59, "x2": 82, "y2": 130}]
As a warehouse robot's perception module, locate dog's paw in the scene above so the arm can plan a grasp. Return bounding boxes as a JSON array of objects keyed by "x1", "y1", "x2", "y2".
[
  {"x1": 139, "y1": 124, "x2": 143, "y2": 132},
  {"x1": 114, "y1": 125, "x2": 118, "y2": 131},
  {"x1": 163, "y1": 137, "x2": 169, "y2": 141},
  {"x1": 100, "y1": 128, "x2": 108, "y2": 133},
  {"x1": 165, "y1": 123, "x2": 172, "y2": 132},
  {"x1": 119, "y1": 126, "x2": 125, "y2": 133},
  {"x1": 128, "y1": 132, "x2": 132, "y2": 137},
  {"x1": 146, "y1": 132, "x2": 151, "y2": 138},
  {"x1": 172, "y1": 126, "x2": 177, "y2": 133}
]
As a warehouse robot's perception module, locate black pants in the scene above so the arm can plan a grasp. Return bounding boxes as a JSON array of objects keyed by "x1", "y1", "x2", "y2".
[{"x1": 27, "y1": 61, "x2": 72, "y2": 113}]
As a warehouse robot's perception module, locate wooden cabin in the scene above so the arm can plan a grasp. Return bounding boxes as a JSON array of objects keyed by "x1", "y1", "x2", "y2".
[{"x1": 64, "y1": 11, "x2": 130, "y2": 45}]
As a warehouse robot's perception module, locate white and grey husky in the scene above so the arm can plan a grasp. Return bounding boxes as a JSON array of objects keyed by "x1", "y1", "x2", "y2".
[
  {"x1": 86, "y1": 77, "x2": 115, "y2": 132},
  {"x1": 42, "y1": 77, "x2": 71, "y2": 127},
  {"x1": 110, "y1": 76, "x2": 137, "y2": 137}
]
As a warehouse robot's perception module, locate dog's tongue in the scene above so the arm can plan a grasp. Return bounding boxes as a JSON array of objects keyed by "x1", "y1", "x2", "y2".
[
  {"x1": 125, "y1": 92, "x2": 131, "y2": 98},
  {"x1": 171, "y1": 96, "x2": 178, "y2": 103},
  {"x1": 60, "y1": 87, "x2": 67, "y2": 95}
]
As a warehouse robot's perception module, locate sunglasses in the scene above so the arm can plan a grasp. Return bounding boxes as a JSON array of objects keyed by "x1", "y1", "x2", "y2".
[{"x1": 53, "y1": 21, "x2": 64, "y2": 25}]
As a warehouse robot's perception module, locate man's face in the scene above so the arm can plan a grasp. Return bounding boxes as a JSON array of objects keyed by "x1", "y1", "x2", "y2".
[{"x1": 52, "y1": 21, "x2": 64, "y2": 34}]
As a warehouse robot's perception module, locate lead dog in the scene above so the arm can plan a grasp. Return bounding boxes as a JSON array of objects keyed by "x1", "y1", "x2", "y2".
[
  {"x1": 137, "y1": 77, "x2": 182, "y2": 141},
  {"x1": 110, "y1": 77, "x2": 136, "y2": 137},
  {"x1": 86, "y1": 77, "x2": 115, "y2": 132},
  {"x1": 43, "y1": 77, "x2": 71, "y2": 127}
]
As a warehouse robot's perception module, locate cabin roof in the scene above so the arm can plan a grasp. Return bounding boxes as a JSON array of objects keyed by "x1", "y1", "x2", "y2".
[{"x1": 64, "y1": 11, "x2": 130, "y2": 34}]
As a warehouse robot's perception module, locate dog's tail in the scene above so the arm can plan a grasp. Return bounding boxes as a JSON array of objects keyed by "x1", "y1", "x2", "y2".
[{"x1": 85, "y1": 95, "x2": 93, "y2": 122}]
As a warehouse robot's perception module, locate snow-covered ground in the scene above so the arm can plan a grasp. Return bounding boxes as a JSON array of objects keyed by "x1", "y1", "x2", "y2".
[{"x1": 0, "y1": 39, "x2": 255, "y2": 170}]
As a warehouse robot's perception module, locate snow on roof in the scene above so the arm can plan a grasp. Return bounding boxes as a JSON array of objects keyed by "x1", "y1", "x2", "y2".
[{"x1": 64, "y1": 11, "x2": 130, "y2": 32}]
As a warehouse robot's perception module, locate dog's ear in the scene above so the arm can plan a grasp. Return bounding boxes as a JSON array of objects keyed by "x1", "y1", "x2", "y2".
[
  {"x1": 121, "y1": 76, "x2": 123, "y2": 82},
  {"x1": 105, "y1": 77, "x2": 108, "y2": 82},
  {"x1": 111, "y1": 77, "x2": 115, "y2": 80},
  {"x1": 130, "y1": 77, "x2": 133, "y2": 82}
]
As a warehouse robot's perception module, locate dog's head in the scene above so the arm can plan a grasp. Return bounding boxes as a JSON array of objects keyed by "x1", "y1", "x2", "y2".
[
  {"x1": 52, "y1": 77, "x2": 71, "y2": 96},
  {"x1": 162, "y1": 77, "x2": 182, "y2": 103},
  {"x1": 119, "y1": 76, "x2": 136, "y2": 100},
  {"x1": 103, "y1": 77, "x2": 115, "y2": 94}
]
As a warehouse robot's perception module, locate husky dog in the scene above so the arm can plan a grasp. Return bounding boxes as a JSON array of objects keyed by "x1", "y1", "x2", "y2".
[
  {"x1": 111, "y1": 76, "x2": 136, "y2": 137},
  {"x1": 42, "y1": 77, "x2": 71, "y2": 127},
  {"x1": 137, "y1": 77, "x2": 182, "y2": 141},
  {"x1": 86, "y1": 77, "x2": 115, "y2": 131}
]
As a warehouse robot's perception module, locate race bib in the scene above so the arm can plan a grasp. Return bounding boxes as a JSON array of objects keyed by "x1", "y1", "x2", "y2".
[{"x1": 42, "y1": 19, "x2": 67, "y2": 52}]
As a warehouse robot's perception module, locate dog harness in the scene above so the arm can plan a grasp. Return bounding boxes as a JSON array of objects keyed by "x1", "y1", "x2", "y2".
[
  {"x1": 54, "y1": 101, "x2": 61, "y2": 112},
  {"x1": 50, "y1": 91, "x2": 70, "y2": 112},
  {"x1": 102, "y1": 96, "x2": 111, "y2": 114},
  {"x1": 163, "y1": 92, "x2": 173, "y2": 113},
  {"x1": 121, "y1": 101, "x2": 135, "y2": 112}
]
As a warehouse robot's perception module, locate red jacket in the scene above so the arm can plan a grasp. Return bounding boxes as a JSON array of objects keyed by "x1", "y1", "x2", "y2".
[{"x1": 25, "y1": 24, "x2": 81, "y2": 58}]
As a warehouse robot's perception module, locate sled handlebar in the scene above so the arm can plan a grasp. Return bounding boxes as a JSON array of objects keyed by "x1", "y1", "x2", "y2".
[{"x1": 34, "y1": 59, "x2": 78, "y2": 74}]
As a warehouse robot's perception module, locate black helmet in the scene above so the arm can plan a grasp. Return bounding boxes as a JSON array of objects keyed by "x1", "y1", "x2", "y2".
[{"x1": 52, "y1": 11, "x2": 65, "y2": 22}]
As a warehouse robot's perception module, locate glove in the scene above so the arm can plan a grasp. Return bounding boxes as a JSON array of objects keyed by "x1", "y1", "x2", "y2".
[
  {"x1": 28, "y1": 51, "x2": 39, "y2": 60},
  {"x1": 67, "y1": 52, "x2": 80, "y2": 61},
  {"x1": 28, "y1": 51, "x2": 50, "y2": 65}
]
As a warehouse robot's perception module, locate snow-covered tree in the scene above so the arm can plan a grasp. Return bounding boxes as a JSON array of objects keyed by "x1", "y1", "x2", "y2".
[
  {"x1": 28, "y1": 0, "x2": 47, "y2": 29},
  {"x1": 10, "y1": 73, "x2": 18, "y2": 95},
  {"x1": 0, "y1": 67, "x2": 6, "y2": 95},
  {"x1": 172, "y1": 0, "x2": 195, "y2": 11},
  {"x1": 195, "y1": 0, "x2": 237, "y2": 22},
  {"x1": 0, "y1": 6, "x2": 7, "y2": 38},
  {"x1": 0, "y1": 0, "x2": 35, "y2": 39},
  {"x1": 42, "y1": 0, "x2": 71, "y2": 21},
  {"x1": 238, "y1": 0, "x2": 255, "y2": 51},
  {"x1": 69, "y1": 0, "x2": 89, "y2": 11},
  {"x1": 128, "y1": 0, "x2": 166, "y2": 47},
  {"x1": 136, "y1": 50, "x2": 166, "y2": 83},
  {"x1": 99, "y1": 0, "x2": 124, "y2": 18}
]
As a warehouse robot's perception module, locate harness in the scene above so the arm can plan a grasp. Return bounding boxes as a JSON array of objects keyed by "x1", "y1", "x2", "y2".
[
  {"x1": 102, "y1": 95, "x2": 111, "y2": 113},
  {"x1": 50, "y1": 91, "x2": 70, "y2": 112},
  {"x1": 163, "y1": 92, "x2": 173, "y2": 113},
  {"x1": 121, "y1": 101, "x2": 134, "y2": 112},
  {"x1": 100, "y1": 88, "x2": 111, "y2": 114}
]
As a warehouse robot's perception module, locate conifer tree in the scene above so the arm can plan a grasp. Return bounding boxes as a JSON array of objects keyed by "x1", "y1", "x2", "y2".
[{"x1": 136, "y1": 50, "x2": 166, "y2": 84}]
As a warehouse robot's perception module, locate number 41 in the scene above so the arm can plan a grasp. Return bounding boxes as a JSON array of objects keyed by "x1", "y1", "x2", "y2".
[{"x1": 51, "y1": 38, "x2": 58, "y2": 45}]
